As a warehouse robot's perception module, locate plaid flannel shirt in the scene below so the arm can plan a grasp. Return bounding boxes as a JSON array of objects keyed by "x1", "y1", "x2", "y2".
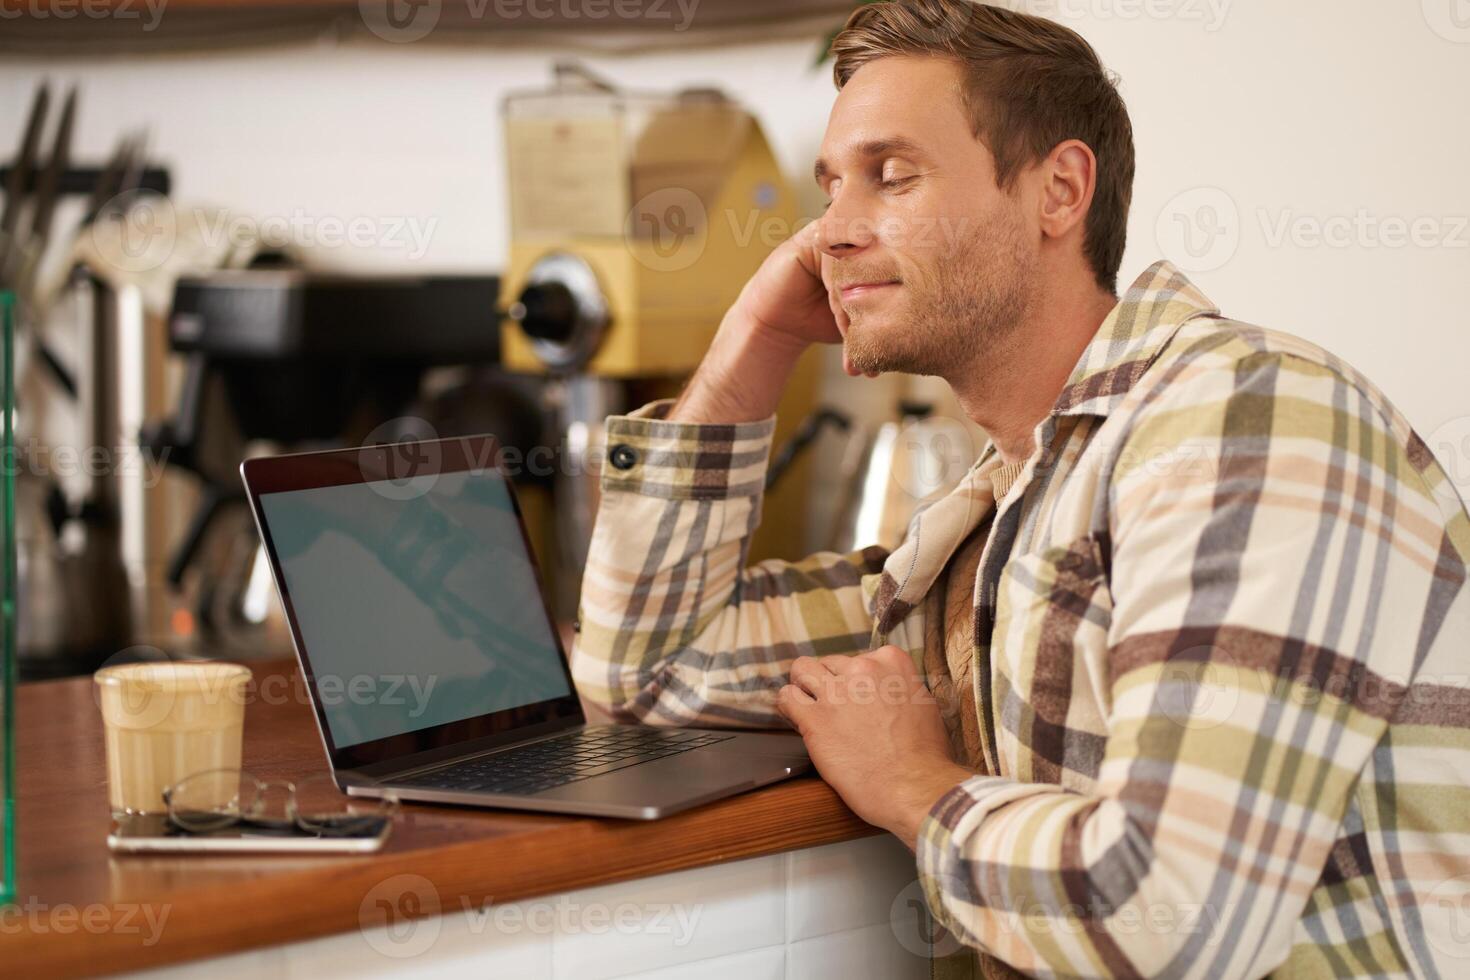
[{"x1": 574, "y1": 260, "x2": 1470, "y2": 978}]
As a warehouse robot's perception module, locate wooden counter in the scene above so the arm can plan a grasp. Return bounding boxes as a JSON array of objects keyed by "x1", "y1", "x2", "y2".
[{"x1": 3, "y1": 660, "x2": 876, "y2": 978}]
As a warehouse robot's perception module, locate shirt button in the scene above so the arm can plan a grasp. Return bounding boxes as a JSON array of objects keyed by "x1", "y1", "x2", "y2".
[{"x1": 608, "y1": 444, "x2": 638, "y2": 470}]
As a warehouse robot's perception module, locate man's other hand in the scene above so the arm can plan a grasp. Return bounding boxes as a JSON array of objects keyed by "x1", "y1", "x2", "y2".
[{"x1": 777, "y1": 645, "x2": 973, "y2": 849}]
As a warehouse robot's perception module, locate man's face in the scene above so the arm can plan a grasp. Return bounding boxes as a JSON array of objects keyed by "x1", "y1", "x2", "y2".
[{"x1": 815, "y1": 55, "x2": 1040, "y2": 378}]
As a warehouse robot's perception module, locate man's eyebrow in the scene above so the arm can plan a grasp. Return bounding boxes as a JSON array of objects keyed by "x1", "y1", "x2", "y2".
[{"x1": 814, "y1": 137, "x2": 926, "y2": 186}]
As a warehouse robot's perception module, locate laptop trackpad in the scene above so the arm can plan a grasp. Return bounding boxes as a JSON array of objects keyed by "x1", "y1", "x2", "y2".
[
  {"x1": 702, "y1": 731, "x2": 808, "y2": 759},
  {"x1": 535, "y1": 753, "x2": 775, "y2": 808}
]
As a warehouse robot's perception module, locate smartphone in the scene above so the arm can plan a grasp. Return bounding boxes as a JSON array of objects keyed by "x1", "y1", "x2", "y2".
[{"x1": 107, "y1": 813, "x2": 392, "y2": 854}]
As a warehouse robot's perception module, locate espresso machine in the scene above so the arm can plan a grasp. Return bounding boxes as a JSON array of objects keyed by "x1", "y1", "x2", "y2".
[
  {"x1": 498, "y1": 64, "x2": 823, "y2": 614},
  {"x1": 142, "y1": 268, "x2": 527, "y2": 658}
]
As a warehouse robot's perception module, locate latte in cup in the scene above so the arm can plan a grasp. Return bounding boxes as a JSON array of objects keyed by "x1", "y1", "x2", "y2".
[{"x1": 94, "y1": 662, "x2": 251, "y2": 816}]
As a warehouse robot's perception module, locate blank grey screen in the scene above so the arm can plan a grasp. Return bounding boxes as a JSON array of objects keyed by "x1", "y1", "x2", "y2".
[{"x1": 259, "y1": 471, "x2": 571, "y2": 748}]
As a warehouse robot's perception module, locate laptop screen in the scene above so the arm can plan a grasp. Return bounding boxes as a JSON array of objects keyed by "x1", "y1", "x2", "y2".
[{"x1": 256, "y1": 466, "x2": 574, "y2": 751}]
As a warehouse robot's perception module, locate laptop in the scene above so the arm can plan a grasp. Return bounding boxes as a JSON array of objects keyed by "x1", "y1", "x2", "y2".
[{"x1": 240, "y1": 434, "x2": 810, "y2": 820}]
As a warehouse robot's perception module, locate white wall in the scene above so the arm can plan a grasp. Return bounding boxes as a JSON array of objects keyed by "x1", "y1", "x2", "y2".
[{"x1": 3, "y1": 0, "x2": 1467, "y2": 493}]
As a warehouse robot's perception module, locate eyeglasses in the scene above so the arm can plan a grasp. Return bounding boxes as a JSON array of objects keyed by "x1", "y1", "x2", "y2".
[{"x1": 162, "y1": 768, "x2": 398, "y2": 837}]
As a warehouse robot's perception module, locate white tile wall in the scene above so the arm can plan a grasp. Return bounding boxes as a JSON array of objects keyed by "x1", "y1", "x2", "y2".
[
  {"x1": 786, "y1": 831, "x2": 923, "y2": 943},
  {"x1": 122, "y1": 834, "x2": 934, "y2": 980},
  {"x1": 551, "y1": 852, "x2": 786, "y2": 980},
  {"x1": 610, "y1": 944, "x2": 786, "y2": 980},
  {"x1": 281, "y1": 895, "x2": 553, "y2": 979},
  {"x1": 786, "y1": 922, "x2": 929, "y2": 980}
]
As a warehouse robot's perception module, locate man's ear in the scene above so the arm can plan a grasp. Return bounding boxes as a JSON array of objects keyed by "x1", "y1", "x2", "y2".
[{"x1": 1038, "y1": 139, "x2": 1097, "y2": 242}]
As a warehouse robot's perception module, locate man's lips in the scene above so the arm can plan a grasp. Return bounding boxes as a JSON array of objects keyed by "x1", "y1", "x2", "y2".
[{"x1": 838, "y1": 280, "x2": 900, "y2": 302}]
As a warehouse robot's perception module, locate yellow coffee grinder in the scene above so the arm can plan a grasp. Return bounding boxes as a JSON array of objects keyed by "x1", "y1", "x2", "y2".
[{"x1": 499, "y1": 63, "x2": 824, "y2": 615}]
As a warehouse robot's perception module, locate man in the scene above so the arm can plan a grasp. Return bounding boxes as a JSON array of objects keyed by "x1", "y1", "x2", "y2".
[{"x1": 574, "y1": 1, "x2": 1470, "y2": 976}]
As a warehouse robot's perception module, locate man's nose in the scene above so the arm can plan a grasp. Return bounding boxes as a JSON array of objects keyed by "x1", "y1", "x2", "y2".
[{"x1": 815, "y1": 192, "x2": 876, "y2": 258}]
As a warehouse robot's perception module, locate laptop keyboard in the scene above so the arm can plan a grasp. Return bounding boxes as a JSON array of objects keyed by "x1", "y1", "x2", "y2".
[{"x1": 393, "y1": 726, "x2": 736, "y2": 796}]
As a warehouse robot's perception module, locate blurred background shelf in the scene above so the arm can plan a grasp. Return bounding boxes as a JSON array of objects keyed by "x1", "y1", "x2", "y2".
[{"x1": 0, "y1": 0, "x2": 858, "y2": 56}]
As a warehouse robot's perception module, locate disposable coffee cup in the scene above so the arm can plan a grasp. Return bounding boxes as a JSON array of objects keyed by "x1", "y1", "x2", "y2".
[{"x1": 94, "y1": 662, "x2": 251, "y2": 816}]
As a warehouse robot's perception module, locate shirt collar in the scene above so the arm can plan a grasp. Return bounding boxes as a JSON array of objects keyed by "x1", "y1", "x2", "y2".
[{"x1": 1050, "y1": 259, "x2": 1220, "y2": 419}]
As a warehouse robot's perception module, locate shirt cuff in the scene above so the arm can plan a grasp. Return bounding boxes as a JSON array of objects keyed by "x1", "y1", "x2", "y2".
[
  {"x1": 915, "y1": 774, "x2": 1031, "y2": 937},
  {"x1": 600, "y1": 398, "x2": 778, "y2": 501}
]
